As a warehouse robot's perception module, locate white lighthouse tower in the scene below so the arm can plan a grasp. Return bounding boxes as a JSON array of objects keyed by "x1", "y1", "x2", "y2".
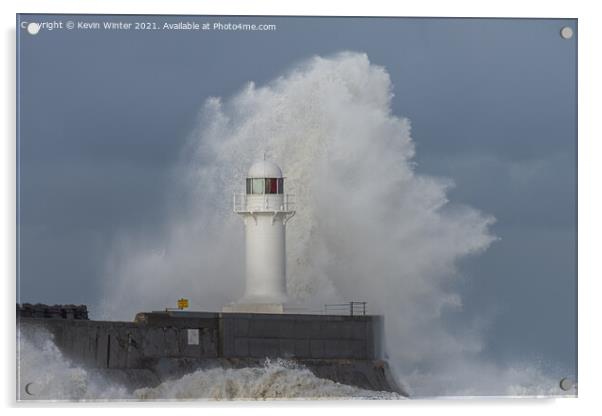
[{"x1": 223, "y1": 159, "x2": 295, "y2": 314}]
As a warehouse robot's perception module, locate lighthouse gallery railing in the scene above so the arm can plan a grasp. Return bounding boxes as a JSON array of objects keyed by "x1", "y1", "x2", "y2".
[{"x1": 233, "y1": 193, "x2": 295, "y2": 212}]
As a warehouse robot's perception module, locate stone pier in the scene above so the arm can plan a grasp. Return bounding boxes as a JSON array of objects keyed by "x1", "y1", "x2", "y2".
[{"x1": 17, "y1": 305, "x2": 405, "y2": 396}]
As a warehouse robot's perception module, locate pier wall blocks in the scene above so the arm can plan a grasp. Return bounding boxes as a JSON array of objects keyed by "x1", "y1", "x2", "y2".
[
  {"x1": 220, "y1": 313, "x2": 381, "y2": 359},
  {"x1": 17, "y1": 311, "x2": 399, "y2": 394},
  {"x1": 19, "y1": 312, "x2": 380, "y2": 366}
]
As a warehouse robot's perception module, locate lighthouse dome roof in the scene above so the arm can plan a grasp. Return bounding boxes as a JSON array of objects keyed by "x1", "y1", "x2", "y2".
[{"x1": 247, "y1": 160, "x2": 283, "y2": 178}]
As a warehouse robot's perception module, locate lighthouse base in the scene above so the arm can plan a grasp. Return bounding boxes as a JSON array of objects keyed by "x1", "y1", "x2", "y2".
[{"x1": 222, "y1": 302, "x2": 284, "y2": 314}]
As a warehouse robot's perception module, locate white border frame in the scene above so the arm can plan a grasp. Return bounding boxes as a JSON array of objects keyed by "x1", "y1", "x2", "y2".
[{"x1": 3, "y1": 1, "x2": 600, "y2": 414}]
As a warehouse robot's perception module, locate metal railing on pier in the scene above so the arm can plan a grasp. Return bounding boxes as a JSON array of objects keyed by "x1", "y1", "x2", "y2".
[{"x1": 323, "y1": 302, "x2": 367, "y2": 316}]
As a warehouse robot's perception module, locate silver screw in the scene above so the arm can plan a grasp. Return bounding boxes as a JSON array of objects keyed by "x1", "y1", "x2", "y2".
[{"x1": 560, "y1": 26, "x2": 573, "y2": 40}]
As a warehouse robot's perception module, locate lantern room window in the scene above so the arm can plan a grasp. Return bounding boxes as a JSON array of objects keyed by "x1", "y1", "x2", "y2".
[
  {"x1": 246, "y1": 178, "x2": 284, "y2": 194},
  {"x1": 266, "y1": 178, "x2": 278, "y2": 194},
  {"x1": 252, "y1": 178, "x2": 264, "y2": 194}
]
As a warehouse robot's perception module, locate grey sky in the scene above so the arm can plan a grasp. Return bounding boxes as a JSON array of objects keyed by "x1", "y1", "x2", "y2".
[{"x1": 17, "y1": 16, "x2": 576, "y2": 373}]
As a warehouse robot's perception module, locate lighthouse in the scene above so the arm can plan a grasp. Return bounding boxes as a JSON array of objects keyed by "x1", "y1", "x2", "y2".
[{"x1": 223, "y1": 159, "x2": 295, "y2": 313}]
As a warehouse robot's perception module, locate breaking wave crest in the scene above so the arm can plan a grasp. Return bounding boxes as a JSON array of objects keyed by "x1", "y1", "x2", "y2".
[{"x1": 134, "y1": 359, "x2": 400, "y2": 400}]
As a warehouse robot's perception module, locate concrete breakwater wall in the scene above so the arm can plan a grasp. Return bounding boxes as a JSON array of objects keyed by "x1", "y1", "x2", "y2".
[{"x1": 18, "y1": 308, "x2": 404, "y2": 395}]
